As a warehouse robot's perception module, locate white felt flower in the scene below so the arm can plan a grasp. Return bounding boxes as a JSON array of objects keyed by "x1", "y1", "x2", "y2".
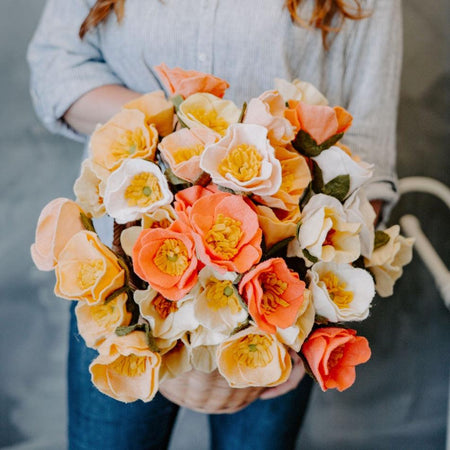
[
  {"x1": 308, "y1": 261, "x2": 375, "y2": 322},
  {"x1": 200, "y1": 123, "x2": 282, "y2": 196},
  {"x1": 274, "y1": 78, "x2": 328, "y2": 105},
  {"x1": 365, "y1": 225, "x2": 414, "y2": 297},
  {"x1": 104, "y1": 159, "x2": 173, "y2": 224}
]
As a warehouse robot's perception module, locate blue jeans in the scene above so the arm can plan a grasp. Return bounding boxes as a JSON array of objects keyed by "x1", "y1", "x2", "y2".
[{"x1": 68, "y1": 303, "x2": 312, "y2": 450}]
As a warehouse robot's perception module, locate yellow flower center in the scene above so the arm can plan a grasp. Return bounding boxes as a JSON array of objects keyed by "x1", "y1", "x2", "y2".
[
  {"x1": 172, "y1": 144, "x2": 204, "y2": 164},
  {"x1": 234, "y1": 335, "x2": 273, "y2": 368},
  {"x1": 321, "y1": 271, "x2": 354, "y2": 309},
  {"x1": 111, "y1": 128, "x2": 147, "y2": 162},
  {"x1": 205, "y1": 214, "x2": 243, "y2": 259},
  {"x1": 89, "y1": 298, "x2": 122, "y2": 328},
  {"x1": 77, "y1": 260, "x2": 104, "y2": 290},
  {"x1": 218, "y1": 144, "x2": 263, "y2": 182},
  {"x1": 260, "y1": 272, "x2": 289, "y2": 312},
  {"x1": 152, "y1": 294, "x2": 178, "y2": 319},
  {"x1": 188, "y1": 108, "x2": 229, "y2": 135},
  {"x1": 109, "y1": 354, "x2": 147, "y2": 377},
  {"x1": 124, "y1": 172, "x2": 163, "y2": 208},
  {"x1": 327, "y1": 344, "x2": 345, "y2": 370},
  {"x1": 153, "y1": 239, "x2": 189, "y2": 276},
  {"x1": 204, "y1": 279, "x2": 241, "y2": 314}
]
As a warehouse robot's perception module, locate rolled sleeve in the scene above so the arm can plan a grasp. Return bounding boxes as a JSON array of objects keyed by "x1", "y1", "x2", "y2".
[
  {"x1": 342, "y1": 0, "x2": 403, "y2": 220},
  {"x1": 27, "y1": 0, "x2": 123, "y2": 141}
]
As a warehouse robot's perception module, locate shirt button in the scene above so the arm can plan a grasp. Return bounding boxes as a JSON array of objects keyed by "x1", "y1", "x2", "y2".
[{"x1": 198, "y1": 52, "x2": 207, "y2": 62}]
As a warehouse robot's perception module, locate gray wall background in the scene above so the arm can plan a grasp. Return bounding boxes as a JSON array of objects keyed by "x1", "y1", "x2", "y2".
[{"x1": 1, "y1": 1, "x2": 449, "y2": 449}]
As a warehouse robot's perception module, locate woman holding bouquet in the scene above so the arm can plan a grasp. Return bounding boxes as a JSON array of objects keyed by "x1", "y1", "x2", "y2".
[{"x1": 28, "y1": 0, "x2": 402, "y2": 449}]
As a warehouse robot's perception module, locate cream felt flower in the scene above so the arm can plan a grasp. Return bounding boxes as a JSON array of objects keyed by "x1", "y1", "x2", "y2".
[
  {"x1": 294, "y1": 194, "x2": 362, "y2": 264},
  {"x1": 190, "y1": 344, "x2": 219, "y2": 373},
  {"x1": 308, "y1": 261, "x2": 375, "y2": 322},
  {"x1": 73, "y1": 159, "x2": 109, "y2": 218},
  {"x1": 104, "y1": 159, "x2": 173, "y2": 224},
  {"x1": 243, "y1": 90, "x2": 295, "y2": 145},
  {"x1": 312, "y1": 146, "x2": 374, "y2": 199},
  {"x1": 189, "y1": 325, "x2": 228, "y2": 348},
  {"x1": 364, "y1": 225, "x2": 414, "y2": 297},
  {"x1": 200, "y1": 123, "x2": 282, "y2": 196},
  {"x1": 276, "y1": 288, "x2": 315, "y2": 351},
  {"x1": 177, "y1": 93, "x2": 241, "y2": 136},
  {"x1": 159, "y1": 340, "x2": 192, "y2": 382},
  {"x1": 191, "y1": 267, "x2": 248, "y2": 335},
  {"x1": 134, "y1": 287, "x2": 199, "y2": 341},
  {"x1": 274, "y1": 78, "x2": 328, "y2": 105}
]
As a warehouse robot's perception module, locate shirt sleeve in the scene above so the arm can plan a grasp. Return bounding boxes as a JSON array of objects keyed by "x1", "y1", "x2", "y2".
[
  {"x1": 27, "y1": 0, "x2": 124, "y2": 142},
  {"x1": 341, "y1": 0, "x2": 403, "y2": 221}
]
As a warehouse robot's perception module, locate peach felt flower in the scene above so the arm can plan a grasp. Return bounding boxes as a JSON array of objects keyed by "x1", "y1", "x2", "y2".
[
  {"x1": 75, "y1": 293, "x2": 132, "y2": 348},
  {"x1": 301, "y1": 327, "x2": 371, "y2": 392},
  {"x1": 124, "y1": 90, "x2": 174, "y2": 137},
  {"x1": 177, "y1": 93, "x2": 240, "y2": 136},
  {"x1": 90, "y1": 109, "x2": 158, "y2": 172},
  {"x1": 31, "y1": 198, "x2": 86, "y2": 271},
  {"x1": 239, "y1": 258, "x2": 305, "y2": 334},
  {"x1": 159, "y1": 127, "x2": 219, "y2": 182},
  {"x1": 216, "y1": 326, "x2": 292, "y2": 388},
  {"x1": 154, "y1": 63, "x2": 230, "y2": 99},
  {"x1": 132, "y1": 220, "x2": 199, "y2": 301},
  {"x1": 243, "y1": 90, "x2": 295, "y2": 145},
  {"x1": 90, "y1": 331, "x2": 161, "y2": 402},
  {"x1": 188, "y1": 192, "x2": 262, "y2": 273},
  {"x1": 54, "y1": 231, "x2": 125, "y2": 305},
  {"x1": 200, "y1": 124, "x2": 282, "y2": 196}
]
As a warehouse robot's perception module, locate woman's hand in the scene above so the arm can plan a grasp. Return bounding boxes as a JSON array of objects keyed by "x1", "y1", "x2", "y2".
[
  {"x1": 63, "y1": 84, "x2": 142, "y2": 135},
  {"x1": 259, "y1": 350, "x2": 305, "y2": 400}
]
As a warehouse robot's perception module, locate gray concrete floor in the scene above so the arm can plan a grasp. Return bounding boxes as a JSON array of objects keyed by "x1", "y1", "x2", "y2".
[{"x1": 1, "y1": 1, "x2": 449, "y2": 449}]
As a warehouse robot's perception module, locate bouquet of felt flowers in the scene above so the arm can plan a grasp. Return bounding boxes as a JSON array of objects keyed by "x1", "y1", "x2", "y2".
[{"x1": 31, "y1": 64, "x2": 414, "y2": 405}]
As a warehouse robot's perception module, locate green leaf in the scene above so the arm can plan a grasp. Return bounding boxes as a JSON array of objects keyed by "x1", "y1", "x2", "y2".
[
  {"x1": 292, "y1": 130, "x2": 343, "y2": 157},
  {"x1": 231, "y1": 318, "x2": 250, "y2": 335},
  {"x1": 217, "y1": 185, "x2": 236, "y2": 194},
  {"x1": 104, "y1": 286, "x2": 128, "y2": 304},
  {"x1": 265, "y1": 236, "x2": 294, "y2": 258},
  {"x1": 143, "y1": 323, "x2": 160, "y2": 353},
  {"x1": 299, "y1": 182, "x2": 313, "y2": 210},
  {"x1": 302, "y1": 248, "x2": 318, "y2": 264},
  {"x1": 170, "y1": 94, "x2": 184, "y2": 111},
  {"x1": 314, "y1": 315, "x2": 330, "y2": 325},
  {"x1": 115, "y1": 323, "x2": 144, "y2": 336},
  {"x1": 238, "y1": 102, "x2": 247, "y2": 123},
  {"x1": 374, "y1": 230, "x2": 390, "y2": 250},
  {"x1": 322, "y1": 175, "x2": 350, "y2": 202},
  {"x1": 311, "y1": 161, "x2": 324, "y2": 193},
  {"x1": 80, "y1": 212, "x2": 95, "y2": 233}
]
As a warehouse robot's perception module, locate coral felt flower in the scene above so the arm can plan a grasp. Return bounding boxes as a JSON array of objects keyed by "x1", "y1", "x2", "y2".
[
  {"x1": 31, "y1": 198, "x2": 86, "y2": 271},
  {"x1": 216, "y1": 326, "x2": 292, "y2": 388},
  {"x1": 104, "y1": 159, "x2": 173, "y2": 224},
  {"x1": 159, "y1": 127, "x2": 219, "y2": 182},
  {"x1": 364, "y1": 225, "x2": 414, "y2": 297},
  {"x1": 239, "y1": 258, "x2": 305, "y2": 334},
  {"x1": 243, "y1": 90, "x2": 295, "y2": 145},
  {"x1": 73, "y1": 159, "x2": 109, "y2": 219},
  {"x1": 124, "y1": 90, "x2": 174, "y2": 137},
  {"x1": 308, "y1": 262, "x2": 375, "y2": 322},
  {"x1": 177, "y1": 93, "x2": 240, "y2": 136},
  {"x1": 132, "y1": 220, "x2": 199, "y2": 301},
  {"x1": 154, "y1": 63, "x2": 230, "y2": 99},
  {"x1": 90, "y1": 331, "x2": 161, "y2": 402},
  {"x1": 301, "y1": 327, "x2": 371, "y2": 392},
  {"x1": 200, "y1": 123, "x2": 282, "y2": 196},
  {"x1": 274, "y1": 78, "x2": 329, "y2": 105},
  {"x1": 188, "y1": 192, "x2": 262, "y2": 273},
  {"x1": 90, "y1": 109, "x2": 158, "y2": 172},
  {"x1": 173, "y1": 185, "x2": 218, "y2": 224},
  {"x1": 54, "y1": 231, "x2": 125, "y2": 305},
  {"x1": 75, "y1": 293, "x2": 132, "y2": 348}
]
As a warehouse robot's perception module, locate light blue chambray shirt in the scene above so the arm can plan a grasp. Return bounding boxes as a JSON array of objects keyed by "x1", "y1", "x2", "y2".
[{"x1": 27, "y1": 0, "x2": 402, "y2": 214}]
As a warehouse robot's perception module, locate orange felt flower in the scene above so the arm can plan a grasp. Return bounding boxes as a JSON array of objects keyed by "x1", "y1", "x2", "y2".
[
  {"x1": 154, "y1": 63, "x2": 229, "y2": 99},
  {"x1": 132, "y1": 220, "x2": 199, "y2": 301},
  {"x1": 124, "y1": 90, "x2": 174, "y2": 137},
  {"x1": 188, "y1": 192, "x2": 262, "y2": 273},
  {"x1": 90, "y1": 331, "x2": 161, "y2": 403},
  {"x1": 54, "y1": 231, "x2": 125, "y2": 305},
  {"x1": 31, "y1": 198, "x2": 86, "y2": 271},
  {"x1": 239, "y1": 258, "x2": 305, "y2": 333},
  {"x1": 288, "y1": 100, "x2": 352, "y2": 145},
  {"x1": 301, "y1": 327, "x2": 371, "y2": 392},
  {"x1": 90, "y1": 109, "x2": 158, "y2": 172}
]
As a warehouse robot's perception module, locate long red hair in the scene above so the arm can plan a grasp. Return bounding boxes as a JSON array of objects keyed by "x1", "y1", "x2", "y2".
[{"x1": 79, "y1": 0, "x2": 368, "y2": 48}]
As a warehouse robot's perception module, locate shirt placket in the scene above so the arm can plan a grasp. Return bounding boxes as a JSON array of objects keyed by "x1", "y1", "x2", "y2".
[{"x1": 196, "y1": 0, "x2": 218, "y2": 73}]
